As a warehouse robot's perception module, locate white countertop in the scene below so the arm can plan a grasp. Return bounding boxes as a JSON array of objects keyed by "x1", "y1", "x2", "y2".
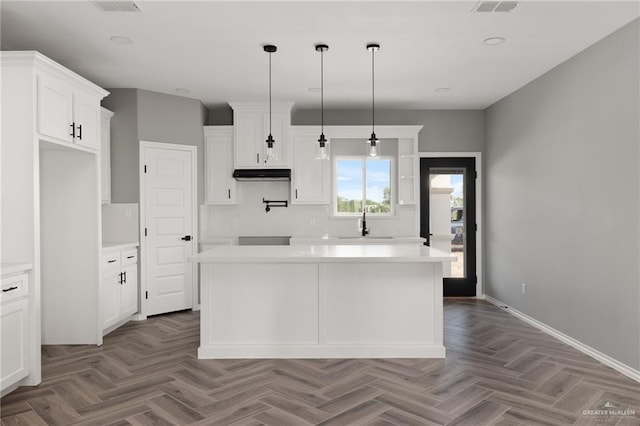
[
  {"x1": 193, "y1": 244, "x2": 454, "y2": 264},
  {"x1": 102, "y1": 242, "x2": 139, "y2": 251},
  {"x1": 290, "y1": 235, "x2": 426, "y2": 245},
  {"x1": 1, "y1": 262, "x2": 33, "y2": 276},
  {"x1": 200, "y1": 237, "x2": 236, "y2": 245}
]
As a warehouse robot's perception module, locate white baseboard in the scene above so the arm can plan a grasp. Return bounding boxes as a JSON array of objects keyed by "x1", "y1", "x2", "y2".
[
  {"x1": 484, "y1": 295, "x2": 640, "y2": 383},
  {"x1": 198, "y1": 344, "x2": 446, "y2": 359}
]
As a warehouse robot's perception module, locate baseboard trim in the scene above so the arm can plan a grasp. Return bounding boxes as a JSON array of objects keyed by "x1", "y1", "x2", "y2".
[
  {"x1": 198, "y1": 344, "x2": 446, "y2": 359},
  {"x1": 484, "y1": 295, "x2": 640, "y2": 383}
]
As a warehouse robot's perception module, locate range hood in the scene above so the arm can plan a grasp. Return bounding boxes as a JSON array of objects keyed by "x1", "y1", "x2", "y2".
[{"x1": 232, "y1": 169, "x2": 291, "y2": 181}]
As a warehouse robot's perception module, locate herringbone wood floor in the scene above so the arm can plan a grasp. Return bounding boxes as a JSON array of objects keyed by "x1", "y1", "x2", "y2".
[{"x1": 2, "y1": 300, "x2": 639, "y2": 425}]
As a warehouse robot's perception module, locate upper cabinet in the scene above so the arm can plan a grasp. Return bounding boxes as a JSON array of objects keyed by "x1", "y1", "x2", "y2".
[
  {"x1": 291, "y1": 127, "x2": 330, "y2": 204},
  {"x1": 37, "y1": 72, "x2": 104, "y2": 150},
  {"x1": 204, "y1": 126, "x2": 237, "y2": 205},
  {"x1": 230, "y1": 102, "x2": 293, "y2": 168},
  {"x1": 101, "y1": 108, "x2": 114, "y2": 204}
]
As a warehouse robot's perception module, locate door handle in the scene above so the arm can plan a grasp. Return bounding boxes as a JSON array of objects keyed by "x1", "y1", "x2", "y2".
[
  {"x1": 77, "y1": 124, "x2": 82, "y2": 140},
  {"x1": 181, "y1": 235, "x2": 192, "y2": 241},
  {"x1": 70, "y1": 123, "x2": 76, "y2": 138},
  {"x1": 2, "y1": 286, "x2": 18, "y2": 293}
]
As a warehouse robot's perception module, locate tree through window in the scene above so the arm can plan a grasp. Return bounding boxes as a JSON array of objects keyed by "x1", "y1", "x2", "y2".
[{"x1": 335, "y1": 157, "x2": 392, "y2": 215}]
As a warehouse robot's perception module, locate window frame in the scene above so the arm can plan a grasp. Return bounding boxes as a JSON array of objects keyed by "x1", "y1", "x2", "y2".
[{"x1": 332, "y1": 155, "x2": 395, "y2": 217}]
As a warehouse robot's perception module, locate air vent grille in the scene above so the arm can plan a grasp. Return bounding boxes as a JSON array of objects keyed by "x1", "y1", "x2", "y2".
[
  {"x1": 92, "y1": 1, "x2": 143, "y2": 12},
  {"x1": 473, "y1": 1, "x2": 518, "y2": 12}
]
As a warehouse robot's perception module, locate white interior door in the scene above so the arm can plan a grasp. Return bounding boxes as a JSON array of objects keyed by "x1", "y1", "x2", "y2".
[{"x1": 141, "y1": 142, "x2": 196, "y2": 316}]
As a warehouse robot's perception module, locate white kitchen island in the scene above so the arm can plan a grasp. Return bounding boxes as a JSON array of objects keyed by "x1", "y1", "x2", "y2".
[{"x1": 194, "y1": 244, "x2": 454, "y2": 359}]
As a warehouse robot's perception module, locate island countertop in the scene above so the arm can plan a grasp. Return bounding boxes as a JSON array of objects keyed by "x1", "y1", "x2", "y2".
[{"x1": 193, "y1": 244, "x2": 454, "y2": 264}]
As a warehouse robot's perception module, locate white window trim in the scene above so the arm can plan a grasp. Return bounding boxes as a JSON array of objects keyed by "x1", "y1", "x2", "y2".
[{"x1": 332, "y1": 155, "x2": 395, "y2": 217}]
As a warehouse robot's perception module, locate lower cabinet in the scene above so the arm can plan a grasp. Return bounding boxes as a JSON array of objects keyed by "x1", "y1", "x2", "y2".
[
  {"x1": 1, "y1": 273, "x2": 29, "y2": 392},
  {"x1": 101, "y1": 247, "x2": 138, "y2": 333}
]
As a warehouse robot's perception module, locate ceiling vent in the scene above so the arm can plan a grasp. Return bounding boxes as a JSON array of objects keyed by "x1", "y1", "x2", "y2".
[
  {"x1": 92, "y1": 1, "x2": 143, "y2": 12},
  {"x1": 473, "y1": 1, "x2": 518, "y2": 12}
]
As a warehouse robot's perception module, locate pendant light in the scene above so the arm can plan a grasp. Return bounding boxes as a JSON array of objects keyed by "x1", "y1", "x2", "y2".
[
  {"x1": 315, "y1": 44, "x2": 329, "y2": 160},
  {"x1": 264, "y1": 44, "x2": 277, "y2": 162},
  {"x1": 367, "y1": 43, "x2": 380, "y2": 158}
]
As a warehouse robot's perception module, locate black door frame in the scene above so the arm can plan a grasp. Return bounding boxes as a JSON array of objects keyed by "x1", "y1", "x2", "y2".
[{"x1": 420, "y1": 156, "x2": 478, "y2": 297}]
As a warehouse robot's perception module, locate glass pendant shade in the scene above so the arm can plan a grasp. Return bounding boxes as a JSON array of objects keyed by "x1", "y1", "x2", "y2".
[
  {"x1": 265, "y1": 133, "x2": 277, "y2": 161},
  {"x1": 316, "y1": 133, "x2": 329, "y2": 160},
  {"x1": 368, "y1": 133, "x2": 379, "y2": 158}
]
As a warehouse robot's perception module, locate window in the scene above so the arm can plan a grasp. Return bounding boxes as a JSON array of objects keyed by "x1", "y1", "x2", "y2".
[{"x1": 334, "y1": 156, "x2": 393, "y2": 215}]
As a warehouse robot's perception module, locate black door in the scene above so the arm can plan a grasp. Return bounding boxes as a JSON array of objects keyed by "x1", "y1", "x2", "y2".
[{"x1": 420, "y1": 157, "x2": 477, "y2": 297}]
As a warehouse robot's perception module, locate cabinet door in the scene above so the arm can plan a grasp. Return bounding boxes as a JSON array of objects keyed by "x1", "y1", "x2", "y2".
[
  {"x1": 292, "y1": 132, "x2": 330, "y2": 204},
  {"x1": 205, "y1": 129, "x2": 237, "y2": 204},
  {"x1": 100, "y1": 109, "x2": 113, "y2": 203},
  {"x1": 261, "y1": 112, "x2": 290, "y2": 167},
  {"x1": 120, "y1": 264, "x2": 138, "y2": 318},
  {"x1": 234, "y1": 112, "x2": 262, "y2": 167},
  {"x1": 101, "y1": 266, "x2": 120, "y2": 329},
  {"x1": 37, "y1": 75, "x2": 74, "y2": 143},
  {"x1": 1, "y1": 298, "x2": 29, "y2": 391},
  {"x1": 73, "y1": 92, "x2": 101, "y2": 150}
]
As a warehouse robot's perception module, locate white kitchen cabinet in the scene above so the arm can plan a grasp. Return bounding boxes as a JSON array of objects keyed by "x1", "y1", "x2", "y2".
[
  {"x1": 101, "y1": 246, "x2": 138, "y2": 334},
  {"x1": 101, "y1": 108, "x2": 114, "y2": 204},
  {"x1": 1, "y1": 272, "x2": 29, "y2": 393},
  {"x1": 204, "y1": 126, "x2": 237, "y2": 204},
  {"x1": 291, "y1": 127, "x2": 330, "y2": 204},
  {"x1": 230, "y1": 102, "x2": 293, "y2": 168},
  {"x1": 37, "y1": 73, "x2": 102, "y2": 150}
]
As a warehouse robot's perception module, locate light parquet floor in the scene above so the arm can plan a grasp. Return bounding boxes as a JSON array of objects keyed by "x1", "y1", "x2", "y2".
[{"x1": 2, "y1": 299, "x2": 639, "y2": 425}]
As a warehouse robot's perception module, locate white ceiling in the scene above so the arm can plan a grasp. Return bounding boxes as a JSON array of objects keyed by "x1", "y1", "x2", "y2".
[{"x1": 1, "y1": 1, "x2": 638, "y2": 109}]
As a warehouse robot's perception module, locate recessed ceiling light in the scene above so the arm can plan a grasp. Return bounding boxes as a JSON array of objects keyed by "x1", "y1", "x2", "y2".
[
  {"x1": 434, "y1": 88, "x2": 451, "y2": 93},
  {"x1": 483, "y1": 37, "x2": 506, "y2": 46},
  {"x1": 308, "y1": 87, "x2": 321, "y2": 93},
  {"x1": 110, "y1": 36, "x2": 133, "y2": 45},
  {"x1": 175, "y1": 88, "x2": 191, "y2": 94}
]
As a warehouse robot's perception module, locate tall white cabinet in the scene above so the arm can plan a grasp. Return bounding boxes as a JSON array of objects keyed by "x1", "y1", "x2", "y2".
[
  {"x1": 1, "y1": 51, "x2": 109, "y2": 392},
  {"x1": 291, "y1": 127, "x2": 330, "y2": 204},
  {"x1": 229, "y1": 102, "x2": 293, "y2": 168},
  {"x1": 204, "y1": 126, "x2": 237, "y2": 204}
]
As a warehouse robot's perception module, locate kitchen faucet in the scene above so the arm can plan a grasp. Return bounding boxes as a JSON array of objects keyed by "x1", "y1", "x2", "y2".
[{"x1": 361, "y1": 211, "x2": 370, "y2": 237}]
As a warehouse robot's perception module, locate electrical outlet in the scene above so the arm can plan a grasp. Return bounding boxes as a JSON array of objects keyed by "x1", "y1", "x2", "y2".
[
  {"x1": 231, "y1": 219, "x2": 239, "y2": 229},
  {"x1": 521, "y1": 282, "x2": 526, "y2": 294},
  {"x1": 310, "y1": 219, "x2": 316, "y2": 228}
]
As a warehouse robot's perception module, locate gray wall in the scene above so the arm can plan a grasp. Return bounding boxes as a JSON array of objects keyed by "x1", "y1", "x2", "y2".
[
  {"x1": 137, "y1": 89, "x2": 206, "y2": 204},
  {"x1": 101, "y1": 89, "x2": 138, "y2": 203},
  {"x1": 485, "y1": 20, "x2": 640, "y2": 369},
  {"x1": 208, "y1": 107, "x2": 485, "y2": 153},
  {"x1": 102, "y1": 89, "x2": 207, "y2": 204}
]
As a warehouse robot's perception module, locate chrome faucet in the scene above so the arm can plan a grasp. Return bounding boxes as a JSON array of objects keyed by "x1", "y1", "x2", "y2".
[{"x1": 361, "y1": 211, "x2": 370, "y2": 237}]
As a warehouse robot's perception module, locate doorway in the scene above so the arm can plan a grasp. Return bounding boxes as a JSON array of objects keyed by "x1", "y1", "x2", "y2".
[
  {"x1": 140, "y1": 141, "x2": 197, "y2": 316},
  {"x1": 420, "y1": 157, "x2": 477, "y2": 297}
]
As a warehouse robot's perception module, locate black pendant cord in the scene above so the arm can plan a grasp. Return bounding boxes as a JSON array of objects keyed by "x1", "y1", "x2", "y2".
[
  {"x1": 320, "y1": 48, "x2": 324, "y2": 136},
  {"x1": 268, "y1": 49, "x2": 272, "y2": 138},
  {"x1": 371, "y1": 46, "x2": 375, "y2": 135}
]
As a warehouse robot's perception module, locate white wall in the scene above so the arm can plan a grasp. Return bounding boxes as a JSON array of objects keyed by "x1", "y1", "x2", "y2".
[{"x1": 485, "y1": 19, "x2": 640, "y2": 369}]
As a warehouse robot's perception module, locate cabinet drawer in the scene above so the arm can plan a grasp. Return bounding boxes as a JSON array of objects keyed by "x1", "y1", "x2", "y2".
[
  {"x1": 121, "y1": 249, "x2": 138, "y2": 267},
  {"x1": 0, "y1": 274, "x2": 28, "y2": 304},
  {"x1": 101, "y1": 252, "x2": 121, "y2": 269}
]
